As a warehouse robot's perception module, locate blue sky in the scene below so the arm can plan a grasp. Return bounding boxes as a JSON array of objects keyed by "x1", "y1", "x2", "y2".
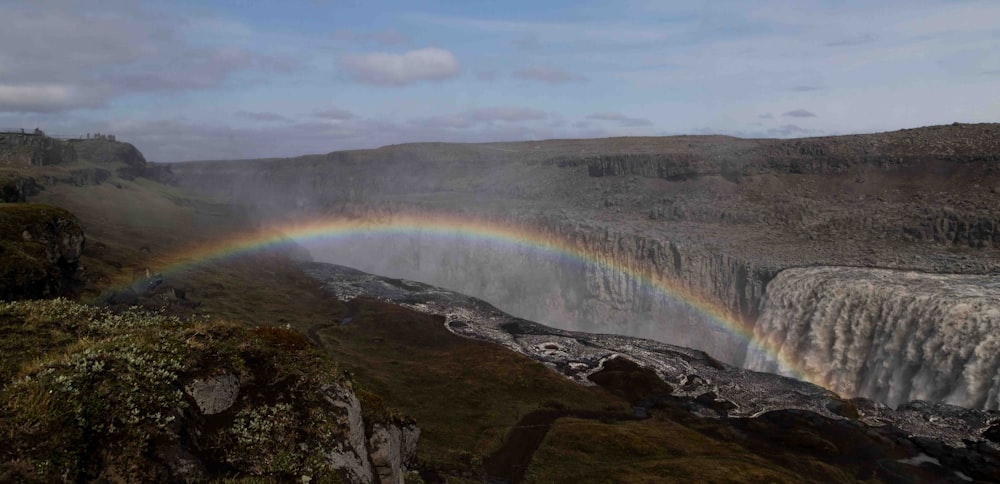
[{"x1": 1, "y1": 0, "x2": 998, "y2": 161}]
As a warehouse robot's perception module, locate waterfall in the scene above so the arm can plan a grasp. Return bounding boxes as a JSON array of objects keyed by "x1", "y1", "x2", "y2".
[{"x1": 746, "y1": 266, "x2": 1000, "y2": 409}]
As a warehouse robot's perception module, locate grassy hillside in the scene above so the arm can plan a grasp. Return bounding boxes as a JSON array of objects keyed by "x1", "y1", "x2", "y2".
[{"x1": 0, "y1": 299, "x2": 356, "y2": 481}]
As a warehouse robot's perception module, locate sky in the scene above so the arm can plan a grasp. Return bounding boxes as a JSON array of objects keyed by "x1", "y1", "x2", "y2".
[{"x1": 1, "y1": 0, "x2": 998, "y2": 162}]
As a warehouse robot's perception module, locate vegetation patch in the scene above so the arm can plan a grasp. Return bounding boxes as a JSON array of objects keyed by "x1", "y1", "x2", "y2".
[{"x1": 0, "y1": 298, "x2": 370, "y2": 482}]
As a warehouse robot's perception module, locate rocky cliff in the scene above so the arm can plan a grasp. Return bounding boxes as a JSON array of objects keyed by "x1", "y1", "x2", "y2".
[
  {"x1": 746, "y1": 266, "x2": 1000, "y2": 410},
  {"x1": 0, "y1": 133, "x2": 77, "y2": 166},
  {"x1": 0, "y1": 133, "x2": 175, "y2": 184},
  {"x1": 0, "y1": 204, "x2": 85, "y2": 300}
]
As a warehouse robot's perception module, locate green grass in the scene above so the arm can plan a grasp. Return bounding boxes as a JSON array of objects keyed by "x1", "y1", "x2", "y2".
[
  {"x1": 313, "y1": 298, "x2": 625, "y2": 476},
  {"x1": 525, "y1": 415, "x2": 809, "y2": 483}
]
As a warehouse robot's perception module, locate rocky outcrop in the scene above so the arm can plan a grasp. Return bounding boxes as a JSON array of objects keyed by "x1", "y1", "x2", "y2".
[
  {"x1": 746, "y1": 266, "x2": 1000, "y2": 410},
  {"x1": 67, "y1": 167, "x2": 112, "y2": 186},
  {"x1": 368, "y1": 423, "x2": 420, "y2": 484},
  {"x1": 0, "y1": 133, "x2": 77, "y2": 166},
  {"x1": 0, "y1": 204, "x2": 85, "y2": 299},
  {"x1": 0, "y1": 300, "x2": 419, "y2": 483},
  {"x1": 0, "y1": 175, "x2": 41, "y2": 202},
  {"x1": 902, "y1": 207, "x2": 999, "y2": 248}
]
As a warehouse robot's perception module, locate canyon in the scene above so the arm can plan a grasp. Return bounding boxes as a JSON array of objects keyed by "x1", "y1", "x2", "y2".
[{"x1": 171, "y1": 123, "x2": 1000, "y2": 410}]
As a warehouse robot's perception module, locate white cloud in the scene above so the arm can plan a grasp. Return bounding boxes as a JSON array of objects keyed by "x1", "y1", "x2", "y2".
[
  {"x1": 339, "y1": 48, "x2": 460, "y2": 86},
  {"x1": 0, "y1": 1, "x2": 295, "y2": 113}
]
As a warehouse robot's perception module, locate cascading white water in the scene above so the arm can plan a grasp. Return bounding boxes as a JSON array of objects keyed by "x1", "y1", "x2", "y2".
[{"x1": 745, "y1": 266, "x2": 1000, "y2": 410}]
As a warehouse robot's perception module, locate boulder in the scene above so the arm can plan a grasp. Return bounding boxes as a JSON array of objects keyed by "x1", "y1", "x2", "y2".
[{"x1": 184, "y1": 373, "x2": 240, "y2": 415}]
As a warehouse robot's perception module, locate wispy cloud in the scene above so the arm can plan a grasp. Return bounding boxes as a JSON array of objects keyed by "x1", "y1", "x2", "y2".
[
  {"x1": 586, "y1": 112, "x2": 653, "y2": 127},
  {"x1": 413, "y1": 106, "x2": 548, "y2": 129},
  {"x1": 332, "y1": 29, "x2": 408, "y2": 46},
  {"x1": 312, "y1": 107, "x2": 357, "y2": 120},
  {"x1": 476, "y1": 71, "x2": 499, "y2": 81},
  {"x1": 514, "y1": 66, "x2": 585, "y2": 84},
  {"x1": 339, "y1": 47, "x2": 461, "y2": 86},
  {"x1": 826, "y1": 33, "x2": 876, "y2": 47},
  {"x1": 783, "y1": 109, "x2": 817, "y2": 118},
  {"x1": 0, "y1": 2, "x2": 294, "y2": 113},
  {"x1": 235, "y1": 110, "x2": 292, "y2": 122}
]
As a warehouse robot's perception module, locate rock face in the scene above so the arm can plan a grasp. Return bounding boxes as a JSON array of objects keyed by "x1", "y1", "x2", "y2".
[
  {"x1": 368, "y1": 424, "x2": 420, "y2": 484},
  {"x1": 0, "y1": 132, "x2": 77, "y2": 166},
  {"x1": 0, "y1": 204, "x2": 85, "y2": 300},
  {"x1": 319, "y1": 382, "x2": 419, "y2": 484},
  {"x1": 0, "y1": 133, "x2": 175, "y2": 183},
  {"x1": 746, "y1": 267, "x2": 1000, "y2": 410}
]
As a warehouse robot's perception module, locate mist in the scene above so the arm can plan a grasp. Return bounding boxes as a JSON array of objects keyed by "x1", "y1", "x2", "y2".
[{"x1": 304, "y1": 231, "x2": 750, "y2": 365}]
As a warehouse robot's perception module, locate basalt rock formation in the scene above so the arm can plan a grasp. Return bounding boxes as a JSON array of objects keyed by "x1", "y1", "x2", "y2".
[{"x1": 171, "y1": 124, "x2": 1000, "y2": 408}]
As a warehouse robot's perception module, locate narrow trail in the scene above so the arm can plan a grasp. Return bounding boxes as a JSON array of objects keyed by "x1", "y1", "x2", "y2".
[
  {"x1": 483, "y1": 409, "x2": 640, "y2": 484},
  {"x1": 305, "y1": 299, "x2": 360, "y2": 346}
]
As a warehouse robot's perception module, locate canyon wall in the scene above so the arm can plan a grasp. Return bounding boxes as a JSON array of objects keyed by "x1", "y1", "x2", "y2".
[{"x1": 745, "y1": 267, "x2": 1000, "y2": 410}]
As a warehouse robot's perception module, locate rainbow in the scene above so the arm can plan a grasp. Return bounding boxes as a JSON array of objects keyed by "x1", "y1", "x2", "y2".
[{"x1": 134, "y1": 212, "x2": 814, "y2": 385}]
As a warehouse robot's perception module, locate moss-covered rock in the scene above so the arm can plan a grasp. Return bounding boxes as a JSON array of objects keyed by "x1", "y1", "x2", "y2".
[
  {"x1": 0, "y1": 204, "x2": 85, "y2": 300},
  {"x1": 0, "y1": 299, "x2": 418, "y2": 482}
]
